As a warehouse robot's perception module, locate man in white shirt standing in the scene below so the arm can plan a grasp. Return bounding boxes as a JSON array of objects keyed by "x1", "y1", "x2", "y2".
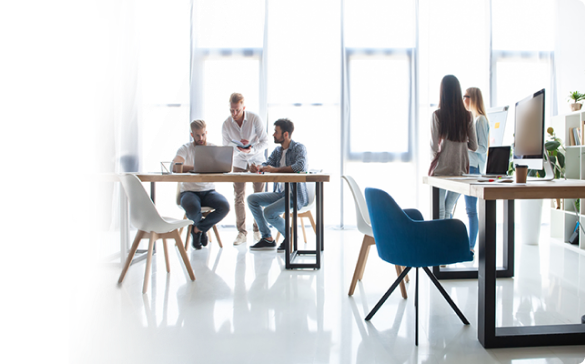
[
  {"x1": 222, "y1": 93, "x2": 269, "y2": 246},
  {"x1": 173, "y1": 119, "x2": 230, "y2": 250}
]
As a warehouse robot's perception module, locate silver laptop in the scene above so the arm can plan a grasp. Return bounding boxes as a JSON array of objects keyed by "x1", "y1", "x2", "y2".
[{"x1": 189, "y1": 146, "x2": 233, "y2": 173}]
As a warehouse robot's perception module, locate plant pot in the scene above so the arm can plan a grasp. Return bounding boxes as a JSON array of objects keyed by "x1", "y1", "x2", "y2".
[
  {"x1": 570, "y1": 103, "x2": 583, "y2": 112},
  {"x1": 517, "y1": 199, "x2": 544, "y2": 245}
]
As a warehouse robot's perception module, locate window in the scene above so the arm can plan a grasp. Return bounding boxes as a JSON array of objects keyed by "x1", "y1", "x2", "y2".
[
  {"x1": 344, "y1": 0, "x2": 416, "y2": 162},
  {"x1": 491, "y1": 0, "x2": 556, "y2": 146}
]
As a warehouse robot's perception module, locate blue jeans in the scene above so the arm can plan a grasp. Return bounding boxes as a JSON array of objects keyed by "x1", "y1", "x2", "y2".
[
  {"x1": 247, "y1": 191, "x2": 292, "y2": 239},
  {"x1": 180, "y1": 190, "x2": 230, "y2": 232},
  {"x1": 437, "y1": 189, "x2": 460, "y2": 220},
  {"x1": 465, "y1": 166, "x2": 480, "y2": 249}
]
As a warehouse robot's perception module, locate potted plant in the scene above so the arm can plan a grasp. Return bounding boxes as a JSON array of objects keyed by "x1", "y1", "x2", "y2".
[{"x1": 568, "y1": 91, "x2": 584, "y2": 112}]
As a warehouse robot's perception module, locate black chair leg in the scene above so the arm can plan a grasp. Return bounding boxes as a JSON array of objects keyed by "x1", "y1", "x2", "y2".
[
  {"x1": 415, "y1": 267, "x2": 419, "y2": 346},
  {"x1": 365, "y1": 267, "x2": 411, "y2": 321},
  {"x1": 422, "y1": 267, "x2": 469, "y2": 325}
]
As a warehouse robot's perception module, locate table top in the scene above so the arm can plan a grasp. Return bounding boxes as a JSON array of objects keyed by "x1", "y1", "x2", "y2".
[
  {"x1": 133, "y1": 172, "x2": 330, "y2": 183},
  {"x1": 423, "y1": 176, "x2": 585, "y2": 200}
]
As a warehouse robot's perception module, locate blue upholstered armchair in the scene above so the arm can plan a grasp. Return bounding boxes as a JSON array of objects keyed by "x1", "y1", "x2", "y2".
[{"x1": 364, "y1": 187, "x2": 474, "y2": 345}]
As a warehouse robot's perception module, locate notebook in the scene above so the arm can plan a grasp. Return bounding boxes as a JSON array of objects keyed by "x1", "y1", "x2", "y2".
[{"x1": 189, "y1": 146, "x2": 233, "y2": 173}]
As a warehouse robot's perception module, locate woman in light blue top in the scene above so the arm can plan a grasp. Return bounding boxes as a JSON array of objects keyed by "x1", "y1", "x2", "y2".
[{"x1": 463, "y1": 87, "x2": 490, "y2": 251}]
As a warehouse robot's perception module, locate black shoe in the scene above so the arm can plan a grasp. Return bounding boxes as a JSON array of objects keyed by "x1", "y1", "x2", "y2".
[
  {"x1": 277, "y1": 240, "x2": 288, "y2": 253},
  {"x1": 191, "y1": 226, "x2": 202, "y2": 250},
  {"x1": 200, "y1": 230, "x2": 208, "y2": 247},
  {"x1": 250, "y1": 238, "x2": 276, "y2": 251}
]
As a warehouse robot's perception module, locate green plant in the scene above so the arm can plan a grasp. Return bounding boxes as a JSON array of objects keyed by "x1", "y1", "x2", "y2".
[
  {"x1": 507, "y1": 127, "x2": 566, "y2": 179},
  {"x1": 530, "y1": 127, "x2": 566, "y2": 178},
  {"x1": 568, "y1": 91, "x2": 585, "y2": 103}
]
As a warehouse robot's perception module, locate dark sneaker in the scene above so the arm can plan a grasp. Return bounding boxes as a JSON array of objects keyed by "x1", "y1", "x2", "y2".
[
  {"x1": 191, "y1": 226, "x2": 202, "y2": 250},
  {"x1": 200, "y1": 230, "x2": 208, "y2": 247},
  {"x1": 250, "y1": 238, "x2": 276, "y2": 251},
  {"x1": 277, "y1": 240, "x2": 288, "y2": 253}
]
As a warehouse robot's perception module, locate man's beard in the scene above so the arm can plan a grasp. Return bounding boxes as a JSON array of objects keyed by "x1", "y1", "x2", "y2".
[{"x1": 274, "y1": 137, "x2": 284, "y2": 144}]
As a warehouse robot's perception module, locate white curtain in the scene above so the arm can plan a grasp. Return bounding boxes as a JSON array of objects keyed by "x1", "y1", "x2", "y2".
[{"x1": 110, "y1": 0, "x2": 142, "y2": 231}]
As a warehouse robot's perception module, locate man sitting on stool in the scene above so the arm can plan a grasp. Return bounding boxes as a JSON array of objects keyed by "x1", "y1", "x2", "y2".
[
  {"x1": 247, "y1": 118, "x2": 309, "y2": 252},
  {"x1": 173, "y1": 119, "x2": 230, "y2": 249}
]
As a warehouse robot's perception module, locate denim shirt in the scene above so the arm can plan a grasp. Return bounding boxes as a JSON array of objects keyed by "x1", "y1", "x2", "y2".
[
  {"x1": 468, "y1": 115, "x2": 490, "y2": 174},
  {"x1": 263, "y1": 140, "x2": 309, "y2": 208}
]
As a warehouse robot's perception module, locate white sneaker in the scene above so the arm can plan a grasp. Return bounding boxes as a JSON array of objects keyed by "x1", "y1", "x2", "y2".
[
  {"x1": 253, "y1": 231, "x2": 262, "y2": 242},
  {"x1": 234, "y1": 232, "x2": 247, "y2": 245}
]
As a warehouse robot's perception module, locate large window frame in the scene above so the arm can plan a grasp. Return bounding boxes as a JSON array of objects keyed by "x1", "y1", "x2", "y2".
[{"x1": 345, "y1": 48, "x2": 415, "y2": 163}]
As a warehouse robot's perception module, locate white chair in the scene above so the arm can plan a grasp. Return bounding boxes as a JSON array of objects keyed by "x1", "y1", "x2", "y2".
[
  {"x1": 118, "y1": 174, "x2": 195, "y2": 294},
  {"x1": 275, "y1": 181, "x2": 317, "y2": 245},
  {"x1": 175, "y1": 184, "x2": 223, "y2": 249},
  {"x1": 342, "y1": 175, "x2": 408, "y2": 297}
]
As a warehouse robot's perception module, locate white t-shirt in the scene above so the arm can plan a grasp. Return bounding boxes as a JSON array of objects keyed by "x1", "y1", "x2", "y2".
[{"x1": 175, "y1": 142, "x2": 216, "y2": 193}]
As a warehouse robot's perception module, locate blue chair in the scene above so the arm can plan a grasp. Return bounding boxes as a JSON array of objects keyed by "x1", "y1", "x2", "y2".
[{"x1": 364, "y1": 187, "x2": 474, "y2": 345}]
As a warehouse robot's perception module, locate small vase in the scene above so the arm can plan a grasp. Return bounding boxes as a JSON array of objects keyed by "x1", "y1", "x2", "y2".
[{"x1": 570, "y1": 103, "x2": 583, "y2": 112}]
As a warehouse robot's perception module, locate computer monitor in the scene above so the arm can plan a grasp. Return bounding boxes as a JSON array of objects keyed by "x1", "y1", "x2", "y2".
[
  {"x1": 486, "y1": 106, "x2": 508, "y2": 147},
  {"x1": 513, "y1": 88, "x2": 545, "y2": 170}
]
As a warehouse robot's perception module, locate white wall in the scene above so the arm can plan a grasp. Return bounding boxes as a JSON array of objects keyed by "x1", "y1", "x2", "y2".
[{"x1": 555, "y1": 0, "x2": 585, "y2": 115}]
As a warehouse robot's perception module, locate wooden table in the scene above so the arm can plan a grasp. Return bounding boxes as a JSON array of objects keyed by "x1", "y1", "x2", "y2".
[
  {"x1": 128, "y1": 172, "x2": 330, "y2": 269},
  {"x1": 424, "y1": 176, "x2": 585, "y2": 348}
]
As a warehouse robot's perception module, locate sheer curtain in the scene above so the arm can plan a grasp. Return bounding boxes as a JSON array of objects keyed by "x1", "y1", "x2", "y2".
[{"x1": 110, "y1": 0, "x2": 142, "y2": 231}]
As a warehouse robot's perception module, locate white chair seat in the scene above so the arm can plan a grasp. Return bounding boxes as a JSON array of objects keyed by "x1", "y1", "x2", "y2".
[
  {"x1": 118, "y1": 174, "x2": 196, "y2": 293},
  {"x1": 343, "y1": 175, "x2": 408, "y2": 297}
]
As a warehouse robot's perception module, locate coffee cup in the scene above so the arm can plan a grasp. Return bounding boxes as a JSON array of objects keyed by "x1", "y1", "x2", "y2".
[{"x1": 515, "y1": 165, "x2": 528, "y2": 183}]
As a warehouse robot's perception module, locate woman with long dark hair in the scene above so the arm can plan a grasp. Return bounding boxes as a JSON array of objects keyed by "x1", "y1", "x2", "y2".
[{"x1": 429, "y1": 75, "x2": 477, "y2": 219}]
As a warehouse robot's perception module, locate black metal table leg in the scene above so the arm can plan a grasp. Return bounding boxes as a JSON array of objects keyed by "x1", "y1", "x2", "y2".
[
  {"x1": 432, "y1": 186, "x2": 514, "y2": 280},
  {"x1": 478, "y1": 199, "x2": 585, "y2": 348},
  {"x1": 285, "y1": 181, "x2": 322, "y2": 269}
]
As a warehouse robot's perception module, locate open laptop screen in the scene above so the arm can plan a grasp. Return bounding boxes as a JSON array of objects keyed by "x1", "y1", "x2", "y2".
[{"x1": 485, "y1": 146, "x2": 511, "y2": 175}]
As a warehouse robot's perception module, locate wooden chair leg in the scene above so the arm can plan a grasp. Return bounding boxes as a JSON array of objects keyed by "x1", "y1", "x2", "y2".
[
  {"x1": 300, "y1": 216, "x2": 307, "y2": 243},
  {"x1": 212, "y1": 225, "x2": 223, "y2": 248},
  {"x1": 162, "y1": 238, "x2": 170, "y2": 273},
  {"x1": 142, "y1": 232, "x2": 157, "y2": 294},
  {"x1": 172, "y1": 230, "x2": 195, "y2": 281},
  {"x1": 358, "y1": 235, "x2": 375, "y2": 281},
  {"x1": 402, "y1": 266, "x2": 410, "y2": 283},
  {"x1": 395, "y1": 265, "x2": 408, "y2": 299},
  {"x1": 307, "y1": 212, "x2": 316, "y2": 234},
  {"x1": 184, "y1": 223, "x2": 192, "y2": 251},
  {"x1": 348, "y1": 235, "x2": 374, "y2": 296},
  {"x1": 207, "y1": 230, "x2": 213, "y2": 243},
  {"x1": 118, "y1": 230, "x2": 145, "y2": 283}
]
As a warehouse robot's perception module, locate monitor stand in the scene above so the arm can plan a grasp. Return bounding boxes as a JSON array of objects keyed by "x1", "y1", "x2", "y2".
[{"x1": 527, "y1": 158, "x2": 555, "y2": 181}]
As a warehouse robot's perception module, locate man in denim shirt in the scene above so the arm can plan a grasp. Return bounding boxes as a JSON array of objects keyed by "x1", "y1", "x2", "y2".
[{"x1": 247, "y1": 118, "x2": 309, "y2": 252}]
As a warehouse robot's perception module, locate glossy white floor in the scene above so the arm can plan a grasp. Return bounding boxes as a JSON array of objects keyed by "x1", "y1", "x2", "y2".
[{"x1": 70, "y1": 226, "x2": 585, "y2": 364}]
